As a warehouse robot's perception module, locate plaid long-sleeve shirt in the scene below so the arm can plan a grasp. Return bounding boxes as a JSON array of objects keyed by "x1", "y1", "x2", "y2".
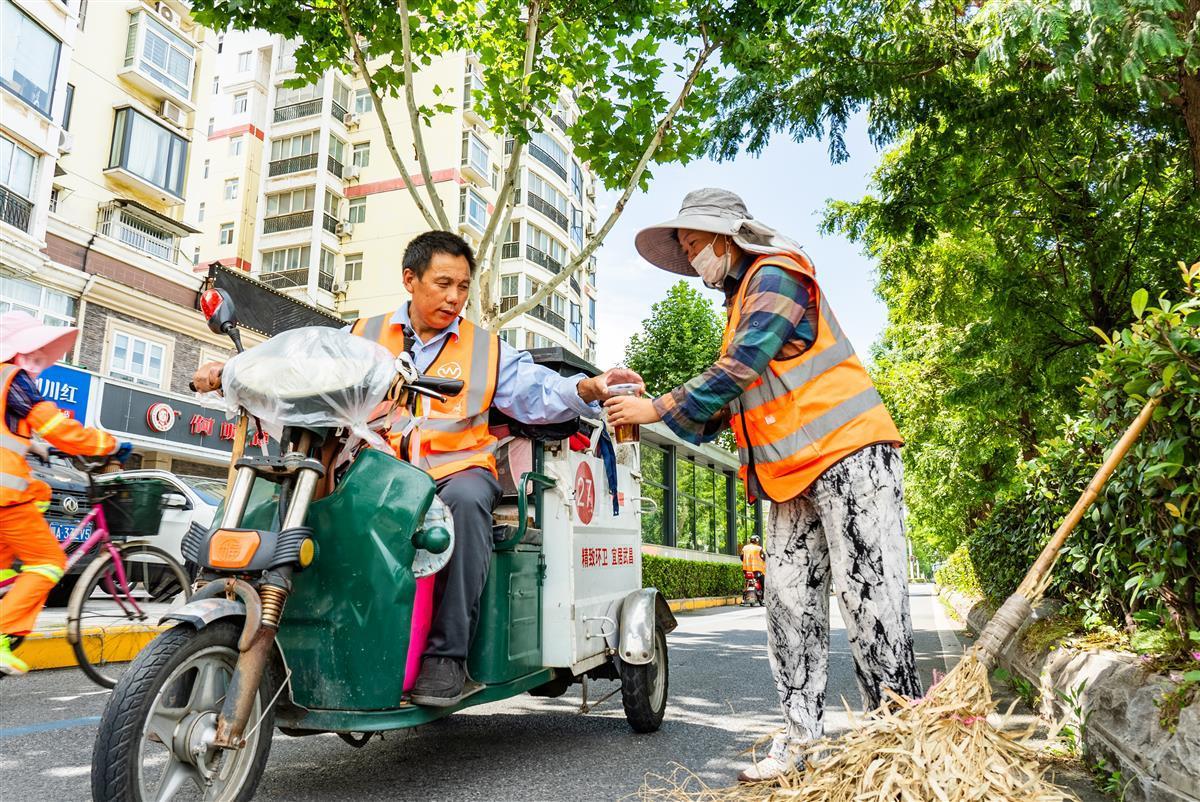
[{"x1": 651, "y1": 255, "x2": 817, "y2": 444}]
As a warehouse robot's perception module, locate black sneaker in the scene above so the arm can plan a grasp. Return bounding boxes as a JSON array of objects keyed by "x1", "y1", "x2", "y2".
[{"x1": 410, "y1": 657, "x2": 468, "y2": 707}]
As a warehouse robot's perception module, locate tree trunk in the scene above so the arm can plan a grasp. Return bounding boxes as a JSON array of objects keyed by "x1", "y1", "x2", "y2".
[{"x1": 1179, "y1": 0, "x2": 1200, "y2": 188}]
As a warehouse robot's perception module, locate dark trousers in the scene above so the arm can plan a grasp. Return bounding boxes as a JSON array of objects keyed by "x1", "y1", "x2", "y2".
[{"x1": 424, "y1": 467, "x2": 502, "y2": 660}]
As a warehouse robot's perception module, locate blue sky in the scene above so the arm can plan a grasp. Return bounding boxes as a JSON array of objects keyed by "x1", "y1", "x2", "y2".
[{"x1": 592, "y1": 116, "x2": 888, "y2": 370}]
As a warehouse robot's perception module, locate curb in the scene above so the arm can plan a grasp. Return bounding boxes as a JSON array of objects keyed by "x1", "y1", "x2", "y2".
[
  {"x1": 20, "y1": 625, "x2": 169, "y2": 671},
  {"x1": 667, "y1": 595, "x2": 742, "y2": 613},
  {"x1": 938, "y1": 587, "x2": 1200, "y2": 802}
]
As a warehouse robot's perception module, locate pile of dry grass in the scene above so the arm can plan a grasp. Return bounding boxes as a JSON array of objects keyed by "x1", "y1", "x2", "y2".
[{"x1": 638, "y1": 649, "x2": 1079, "y2": 802}]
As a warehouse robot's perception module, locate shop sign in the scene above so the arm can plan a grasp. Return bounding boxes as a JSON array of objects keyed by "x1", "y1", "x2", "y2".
[
  {"x1": 37, "y1": 364, "x2": 93, "y2": 421},
  {"x1": 98, "y1": 380, "x2": 276, "y2": 456}
]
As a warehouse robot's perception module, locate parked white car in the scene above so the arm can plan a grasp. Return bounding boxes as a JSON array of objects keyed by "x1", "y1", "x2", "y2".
[{"x1": 95, "y1": 470, "x2": 224, "y2": 566}]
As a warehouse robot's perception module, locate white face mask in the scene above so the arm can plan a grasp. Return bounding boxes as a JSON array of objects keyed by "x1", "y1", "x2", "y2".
[
  {"x1": 691, "y1": 238, "x2": 731, "y2": 289},
  {"x1": 15, "y1": 350, "x2": 53, "y2": 379}
]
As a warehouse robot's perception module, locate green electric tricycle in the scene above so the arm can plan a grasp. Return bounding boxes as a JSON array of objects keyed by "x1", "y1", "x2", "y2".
[{"x1": 91, "y1": 290, "x2": 674, "y2": 801}]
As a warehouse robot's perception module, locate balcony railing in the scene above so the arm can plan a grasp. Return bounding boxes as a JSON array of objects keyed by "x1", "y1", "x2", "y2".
[
  {"x1": 501, "y1": 241, "x2": 520, "y2": 259},
  {"x1": 327, "y1": 157, "x2": 344, "y2": 178},
  {"x1": 526, "y1": 192, "x2": 569, "y2": 232},
  {"x1": 500, "y1": 296, "x2": 518, "y2": 313},
  {"x1": 317, "y1": 271, "x2": 335, "y2": 292},
  {"x1": 260, "y1": 268, "x2": 309, "y2": 289},
  {"x1": 273, "y1": 99, "x2": 322, "y2": 123},
  {"x1": 97, "y1": 205, "x2": 177, "y2": 263},
  {"x1": 551, "y1": 113, "x2": 569, "y2": 133},
  {"x1": 322, "y1": 213, "x2": 339, "y2": 234},
  {"x1": 570, "y1": 275, "x2": 580, "y2": 293},
  {"x1": 262, "y1": 210, "x2": 313, "y2": 234},
  {"x1": 529, "y1": 303, "x2": 565, "y2": 331},
  {"x1": 269, "y1": 153, "x2": 318, "y2": 177},
  {"x1": 529, "y1": 143, "x2": 568, "y2": 181},
  {"x1": 526, "y1": 244, "x2": 563, "y2": 274},
  {"x1": 331, "y1": 100, "x2": 349, "y2": 122},
  {"x1": 0, "y1": 187, "x2": 33, "y2": 232}
]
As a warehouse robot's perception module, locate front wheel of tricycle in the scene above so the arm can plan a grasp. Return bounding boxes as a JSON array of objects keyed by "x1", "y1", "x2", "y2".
[
  {"x1": 91, "y1": 620, "x2": 275, "y2": 802},
  {"x1": 618, "y1": 624, "x2": 669, "y2": 733}
]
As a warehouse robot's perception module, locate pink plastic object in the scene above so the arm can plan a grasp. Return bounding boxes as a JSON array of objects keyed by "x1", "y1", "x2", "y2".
[{"x1": 403, "y1": 575, "x2": 436, "y2": 691}]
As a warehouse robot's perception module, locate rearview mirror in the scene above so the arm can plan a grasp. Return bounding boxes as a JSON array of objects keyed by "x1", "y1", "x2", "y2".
[
  {"x1": 161, "y1": 492, "x2": 190, "y2": 510},
  {"x1": 199, "y1": 288, "x2": 244, "y2": 353}
]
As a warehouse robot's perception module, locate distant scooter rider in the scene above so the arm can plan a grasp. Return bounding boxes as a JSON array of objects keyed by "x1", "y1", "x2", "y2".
[
  {"x1": 1, "y1": 311, "x2": 133, "y2": 675},
  {"x1": 741, "y1": 535, "x2": 765, "y2": 601}
]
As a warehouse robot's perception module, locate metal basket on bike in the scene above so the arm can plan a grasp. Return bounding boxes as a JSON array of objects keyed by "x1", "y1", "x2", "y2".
[{"x1": 96, "y1": 477, "x2": 173, "y2": 539}]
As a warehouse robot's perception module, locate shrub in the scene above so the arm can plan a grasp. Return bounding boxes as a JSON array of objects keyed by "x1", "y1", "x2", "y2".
[
  {"x1": 642, "y1": 553, "x2": 744, "y2": 599},
  {"x1": 966, "y1": 264, "x2": 1200, "y2": 649},
  {"x1": 934, "y1": 543, "x2": 984, "y2": 598}
]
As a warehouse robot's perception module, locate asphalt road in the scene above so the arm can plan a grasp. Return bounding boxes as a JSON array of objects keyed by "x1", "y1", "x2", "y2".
[{"x1": 0, "y1": 585, "x2": 1098, "y2": 801}]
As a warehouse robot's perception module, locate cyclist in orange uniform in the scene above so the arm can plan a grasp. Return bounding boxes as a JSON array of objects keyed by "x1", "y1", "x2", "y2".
[
  {"x1": 1, "y1": 311, "x2": 131, "y2": 675},
  {"x1": 741, "y1": 534, "x2": 766, "y2": 600}
]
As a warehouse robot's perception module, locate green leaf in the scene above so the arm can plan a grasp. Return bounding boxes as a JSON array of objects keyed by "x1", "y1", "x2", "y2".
[{"x1": 1132, "y1": 288, "x2": 1149, "y2": 319}]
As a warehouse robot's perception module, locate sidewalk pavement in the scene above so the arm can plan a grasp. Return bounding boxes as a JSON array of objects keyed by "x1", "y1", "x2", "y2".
[{"x1": 18, "y1": 604, "x2": 172, "y2": 671}]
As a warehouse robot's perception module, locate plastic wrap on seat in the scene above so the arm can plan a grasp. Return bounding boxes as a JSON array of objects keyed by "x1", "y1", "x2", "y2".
[{"x1": 219, "y1": 327, "x2": 399, "y2": 449}]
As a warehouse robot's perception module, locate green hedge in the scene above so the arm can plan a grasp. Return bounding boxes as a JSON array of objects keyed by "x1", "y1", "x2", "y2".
[
  {"x1": 642, "y1": 553, "x2": 744, "y2": 599},
  {"x1": 934, "y1": 543, "x2": 984, "y2": 599}
]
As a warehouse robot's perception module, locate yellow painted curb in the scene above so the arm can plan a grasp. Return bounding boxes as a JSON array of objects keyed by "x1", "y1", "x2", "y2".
[
  {"x1": 668, "y1": 595, "x2": 741, "y2": 612},
  {"x1": 19, "y1": 625, "x2": 170, "y2": 671}
]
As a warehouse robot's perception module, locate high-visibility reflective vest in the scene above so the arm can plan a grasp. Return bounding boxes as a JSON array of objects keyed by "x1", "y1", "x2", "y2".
[
  {"x1": 741, "y1": 543, "x2": 766, "y2": 574},
  {"x1": 724, "y1": 254, "x2": 903, "y2": 502},
  {"x1": 1, "y1": 362, "x2": 117, "y2": 507},
  {"x1": 350, "y1": 314, "x2": 501, "y2": 480}
]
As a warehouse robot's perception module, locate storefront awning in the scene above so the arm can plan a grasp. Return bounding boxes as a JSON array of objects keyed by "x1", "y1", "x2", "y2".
[{"x1": 205, "y1": 264, "x2": 343, "y2": 337}]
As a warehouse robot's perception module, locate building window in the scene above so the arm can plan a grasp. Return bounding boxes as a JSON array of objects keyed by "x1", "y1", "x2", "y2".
[
  {"x1": 224, "y1": 178, "x2": 238, "y2": 200},
  {"x1": 192, "y1": 246, "x2": 200, "y2": 265},
  {"x1": 333, "y1": 81, "x2": 350, "y2": 114},
  {"x1": 219, "y1": 222, "x2": 234, "y2": 245},
  {"x1": 639, "y1": 443, "x2": 667, "y2": 544},
  {"x1": 344, "y1": 253, "x2": 362, "y2": 282},
  {"x1": 499, "y1": 329, "x2": 516, "y2": 346},
  {"x1": 229, "y1": 136, "x2": 243, "y2": 156},
  {"x1": 270, "y1": 131, "x2": 318, "y2": 160},
  {"x1": 588, "y1": 296, "x2": 596, "y2": 329},
  {"x1": 319, "y1": 247, "x2": 336, "y2": 289},
  {"x1": 260, "y1": 245, "x2": 311, "y2": 289},
  {"x1": 62, "y1": 83, "x2": 75, "y2": 130},
  {"x1": 233, "y1": 92, "x2": 248, "y2": 114},
  {"x1": 1, "y1": 0, "x2": 62, "y2": 117},
  {"x1": 216, "y1": 32, "x2": 223, "y2": 53},
  {"x1": 569, "y1": 301, "x2": 582, "y2": 345},
  {"x1": 501, "y1": 220, "x2": 521, "y2": 259},
  {"x1": 0, "y1": 134, "x2": 36, "y2": 200},
  {"x1": 461, "y1": 131, "x2": 489, "y2": 177},
  {"x1": 97, "y1": 203, "x2": 179, "y2": 262},
  {"x1": 352, "y1": 142, "x2": 370, "y2": 168},
  {"x1": 124, "y1": 9, "x2": 195, "y2": 101},
  {"x1": 529, "y1": 130, "x2": 568, "y2": 179},
  {"x1": 458, "y1": 187, "x2": 487, "y2": 233},
  {"x1": 0, "y1": 275, "x2": 77, "y2": 326},
  {"x1": 78, "y1": 0, "x2": 88, "y2": 30},
  {"x1": 353, "y1": 88, "x2": 372, "y2": 114},
  {"x1": 202, "y1": 159, "x2": 210, "y2": 179},
  {"x1": 500, "y1": 274, "x2": 519, "y2": 299},
  {"x1": 347, "y1": 196, "x2": 366, "y2": 224},
  {"x1": 328, "y1": 135, "x2": 346, "y2": 171},
  {"x1": 570, "y1": 206, "x2": 583, "y2": 248},
  {"x1": 526, "y1": 170, "x2": 569, "y2": 232},
  {"x1": 48, "y1": 187, "x2": 59, "y2": 213},
  {"x1": 212, "y1": 76, "x2": 219, "y2": 94},
  {"x1": 571, "y1": 160, "x2": 583, "y2": 202},
  {"x1": 526, "y1": 332, "x2": 554, "y2": 349},
  {"x1": 527, "y1": 224, "x2": 566, "y2": 272},
  {"x1": 207, "y1": 117, "x2": 214, "y2": 135},
  {"x1": 109, "y1": 328, "x2": 167, "y2": 389},
  {"x1": 108, "y1": 107, "x2": 188, "y2": 197},
  {"x1": 275, "y1": 79, "x2": 322, "y2": 108},
  {"x1": 265, "y1": 187, "x2": 315, "y2": 216},
  {"x1": 237, "y1": 50, "x2": 252, "y2": 72},
  {"x1": 197, "y1": 202, "x2": 204, "y2": 222}
]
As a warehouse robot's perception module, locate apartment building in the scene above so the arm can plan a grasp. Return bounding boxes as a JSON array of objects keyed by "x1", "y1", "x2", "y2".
[
  {"x1": 0, "y1": 0, "x2": 261, "y2": 476},
  {"x1": 202, "y1": 35, "x2": 601, "y2": 362}
]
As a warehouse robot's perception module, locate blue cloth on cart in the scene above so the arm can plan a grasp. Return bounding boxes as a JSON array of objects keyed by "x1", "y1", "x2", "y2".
[{"x1": 597, "y1": 428, "x2": 620, "y2": 516}]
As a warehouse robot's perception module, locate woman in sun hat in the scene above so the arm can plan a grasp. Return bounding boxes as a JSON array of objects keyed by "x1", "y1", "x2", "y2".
[
  {"x1": 0, "y1": 311, "x2": 132, "y2": 675},
  {"x1": 605, "y1": 188, "x2": 922, "y2": 782}
]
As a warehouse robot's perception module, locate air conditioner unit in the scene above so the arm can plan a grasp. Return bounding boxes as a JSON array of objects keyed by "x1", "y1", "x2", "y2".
[
  {"x1": 155, "y1": 2, "x2": 176, "y2": 23},
  {"x1": 158, "y1": 99, "x2": 185, "y2": 127},
  {"x1": 335, "y1": 221, "x2": 354, "y2": 237},
  {"x1": 343, "y1": 166, "x2": 360, "y2": 181},
  {"x1": 331, "y1": 282, "x2": 344, "y2": 294},
  {"x1": 342, "y1": 112, "x2": 359, "y2": 128},
  {"x1": 584, "y1": 223, "x2": 595, "y2": 238},
  {"x1": 58, "y1": 130, "x2": 74, "y2": 155},
  {"x1": 585, "y1": 185, "x2": 595, "y2": 201}
]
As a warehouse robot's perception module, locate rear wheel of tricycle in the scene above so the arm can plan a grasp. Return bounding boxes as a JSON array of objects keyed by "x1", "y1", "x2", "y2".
[
  {"x1": 618, "y1": 624, "x2": 668, "y2": 733},
  {"x1": 91, "y1": 620, "x2": 275, "y2": 802}
]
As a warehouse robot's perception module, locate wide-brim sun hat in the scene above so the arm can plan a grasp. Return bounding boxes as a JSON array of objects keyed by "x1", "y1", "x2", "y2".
[
  {"x1": 634, "y1": 187, "x2": 806, "y2": 276},
  {"x1": 0, "y1": 310, "x2": 79, "y2": 364}
]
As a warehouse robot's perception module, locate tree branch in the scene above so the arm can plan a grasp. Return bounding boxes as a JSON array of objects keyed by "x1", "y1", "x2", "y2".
[
  {"x1": 398, "y1": 0, "x2": 451, "y2": 228},
  {"x1": 496, "y1": 40, "x2": 718, "y2": 328},
  {"x1": 336, "y1": 0, "x2": 440, "y2": 230}
]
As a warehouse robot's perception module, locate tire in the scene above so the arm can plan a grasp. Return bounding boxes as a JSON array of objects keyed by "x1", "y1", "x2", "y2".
[
  {"x1": 618, "y1": 624, "x2": 669, "y2": 733},
  {"x1": 91, "y1": 621, "x2": 275, "y2": 802},
  {"x1": 68, "y1": 543, "x2": 191, "y2": 689},
  {"x1": 45, "y1": 575, "x2": 79, "y2": 607}
]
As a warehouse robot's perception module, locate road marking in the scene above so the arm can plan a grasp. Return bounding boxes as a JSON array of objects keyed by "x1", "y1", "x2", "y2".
[
  {"x1": 928, "y1": 589, "x2": 966, "y2": 676},
  {"x1": 0, "y1": 716, "x2": 101, "y2": 738}
]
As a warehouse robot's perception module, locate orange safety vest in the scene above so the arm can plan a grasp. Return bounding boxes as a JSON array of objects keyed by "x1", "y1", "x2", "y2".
[
  {"x1": 724, "y1": 253, "x2": 903, "y2": 503},
  {"x1": 1, "y1": 363, "x2": 47, "y2": 507},
  {"x1": 350, "y1": 314, "x2": 501, "y2": 480},
  {"x1": 741, "y1": 543, "x2": 765, "y2": 574}
]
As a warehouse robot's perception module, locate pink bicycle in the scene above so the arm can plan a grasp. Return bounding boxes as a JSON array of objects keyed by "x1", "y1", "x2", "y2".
[{"x1": 0, "y1": 452, "x2": 191, "y2": 688}]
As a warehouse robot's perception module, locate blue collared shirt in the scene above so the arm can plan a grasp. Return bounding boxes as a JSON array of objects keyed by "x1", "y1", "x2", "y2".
[{"x1": 352, "y1": 305, "x2": 598, "y2": 424}]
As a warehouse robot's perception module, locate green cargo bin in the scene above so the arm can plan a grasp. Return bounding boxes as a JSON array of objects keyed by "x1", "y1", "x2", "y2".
[{"x1": 101, "y1": 478, "x2": 172, "y2": 538}]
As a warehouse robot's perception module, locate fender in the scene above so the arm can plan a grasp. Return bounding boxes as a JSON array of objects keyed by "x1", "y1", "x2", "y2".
[{"x1": 617, "y1": 587, "x2": 677, "y2": 666}]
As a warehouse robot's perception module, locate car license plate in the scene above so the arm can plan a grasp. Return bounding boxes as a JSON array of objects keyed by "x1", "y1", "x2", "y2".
[{"x1": 50, "y1": 519, "x2": 93, "y2": 543}]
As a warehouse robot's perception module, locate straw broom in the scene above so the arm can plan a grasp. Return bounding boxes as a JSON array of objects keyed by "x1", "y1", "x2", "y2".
[{"x1": 641, "y1": 395, "x2": 1163, "y2": 802}]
